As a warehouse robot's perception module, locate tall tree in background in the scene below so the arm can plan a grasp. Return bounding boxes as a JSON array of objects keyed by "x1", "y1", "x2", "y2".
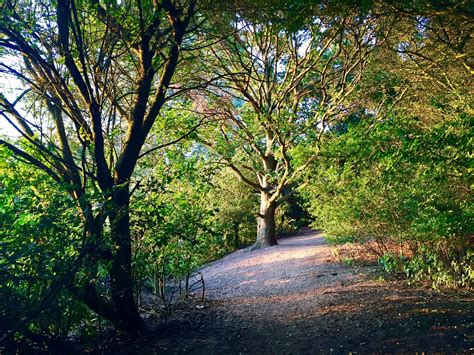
[
  {"x1": 0, "y1": 0, "x2": 195, "y2": 332},
  {"x1": 196, "y1": 9, "x2": 381, "y2": 249}
]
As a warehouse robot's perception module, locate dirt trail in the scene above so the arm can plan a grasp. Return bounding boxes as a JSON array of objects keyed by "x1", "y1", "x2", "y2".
[
  {"x1": 198, "y1": 229, "x2": 364, "y2": 301},
  {"x1": 125, "y1": 230, "x2": 473, "y2": 354}
]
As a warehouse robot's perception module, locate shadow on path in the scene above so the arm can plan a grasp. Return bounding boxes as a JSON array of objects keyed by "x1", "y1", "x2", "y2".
[{"x1": 121, "y1": 229, "x2": 473, "y2": 354}]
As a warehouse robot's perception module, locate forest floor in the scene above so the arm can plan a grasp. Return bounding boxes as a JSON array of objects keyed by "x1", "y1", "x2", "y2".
[{"x1": 98, "y1": 229, "x2": 473, "y2": 354}]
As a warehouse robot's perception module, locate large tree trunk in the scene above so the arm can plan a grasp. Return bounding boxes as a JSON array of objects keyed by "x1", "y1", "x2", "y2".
[
  {"x1": 251, "y1": 192, "x2": 278, "y2": 250},
  {"x1": 72, "y1": 188, "x2": 146, "y2": 333},
  {"x1": 108, "y1": 186, "x2": 146, "y2": 333}
]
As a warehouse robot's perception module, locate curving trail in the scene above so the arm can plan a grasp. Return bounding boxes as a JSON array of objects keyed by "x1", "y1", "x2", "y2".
[{"x1": 130, "y1": 229, "x2": 473, "y2": 354}]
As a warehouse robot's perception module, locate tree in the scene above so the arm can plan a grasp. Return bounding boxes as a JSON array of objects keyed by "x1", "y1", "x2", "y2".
[
  {"x1": 195, "y1": 8, "x2": 380, "y2": 249},
  {"x1": 0, "y1": 0, "x2": 195, "y2": 333}
]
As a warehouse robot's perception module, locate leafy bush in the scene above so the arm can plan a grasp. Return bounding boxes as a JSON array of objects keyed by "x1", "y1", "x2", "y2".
[
  {"x1": 378, "y1": 253, "x2": 407, "y2": 275},
  {"x1": 303, "y1": 114, "x2": 473, "y2": 288},
  {"x1": 131, "y1": 151, "x2": 227, "y2": 313},
  {"x1": 403, "y1": 248, "x2": 473, "y2": 289},
  {"x1": 0, "y1": 147, "x2": 94, "y2": 346}
]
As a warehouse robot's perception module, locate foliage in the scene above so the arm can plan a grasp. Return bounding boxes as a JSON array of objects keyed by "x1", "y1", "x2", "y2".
[
  {"x1": 303, "y1": 6, "x2": 472, "y2": 288},
  {"x1": 131, "y1": 147, "x2": 226, "y2": 313},
  {"x1": 0, "y1": 146, "x2": 94, "y2": 346},
  {"x1": 130, "y1": 145, "x2": 299, "y2": 305},
  {"x1": 403, "y1": 248, "x2": 473, "y2": 289},
  {"x1": 303, "y1": 114, "x2": 473, "y2": 288},
  {"x1": 378, "y1": 253, "x2": 407, "y2": 275},
  {"x1": 205, "y1": 168, "x2": 258, "y2": 249},
  {"x1": 378, "y1": 248, "x2": 473, "y2": 290}
]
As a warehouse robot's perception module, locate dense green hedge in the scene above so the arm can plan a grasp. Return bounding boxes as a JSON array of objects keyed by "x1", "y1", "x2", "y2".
[{"x1": 303, "y1": 114, "x2": 473, "y2": 288}]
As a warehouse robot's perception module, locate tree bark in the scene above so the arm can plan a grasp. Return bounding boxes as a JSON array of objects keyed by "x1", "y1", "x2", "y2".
[
  {"x1": 251, "y1": 192, "x2": 278, "y2": 250},
  {"x1": 108, "y1": 186, "x2": 146, "y2": 333}
]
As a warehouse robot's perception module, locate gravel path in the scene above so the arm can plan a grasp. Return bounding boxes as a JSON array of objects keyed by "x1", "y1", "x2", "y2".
[
  {"x1": 154, "y1": 229, "x2": 472, "y2": 354},
  {"x1": 197, "y1": 229, "x2": 367, "y2": 300},
  {"x1": 112, "y1": 229, "x2": 472, "y2": 353}
]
